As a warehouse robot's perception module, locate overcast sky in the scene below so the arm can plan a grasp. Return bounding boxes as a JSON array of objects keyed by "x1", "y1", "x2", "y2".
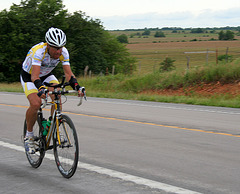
[{"x1": 1, "y1": 0, "x2": 240, "y2": 30}]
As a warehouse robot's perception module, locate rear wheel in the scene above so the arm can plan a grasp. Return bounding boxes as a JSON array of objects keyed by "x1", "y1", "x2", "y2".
[
  {"x1": 23, "y1": 114, "x2": 45, "y2": 168},
  {"x1": 53, "y1": 114, "x2": 79, "y2": 178}
]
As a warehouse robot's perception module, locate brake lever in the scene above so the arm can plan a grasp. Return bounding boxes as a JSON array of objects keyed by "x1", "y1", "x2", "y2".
[
  {"x1": 41, "y1": 90, "x2": 49, "y2": 108},
  {"x1": 77, "y1": 87, "x2": 87, "y2": 106},
  {"x1": 82, "y1": 87, "x2": 87, "y2": 101}
]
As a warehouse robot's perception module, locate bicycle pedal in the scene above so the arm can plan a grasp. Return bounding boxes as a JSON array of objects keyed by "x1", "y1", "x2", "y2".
[
  {"x1": 47, "y1": 145, "x2": 54, "y2": 150},
  {"x1": 33, "y1": 136, "x2": 40, "y2": 141}
]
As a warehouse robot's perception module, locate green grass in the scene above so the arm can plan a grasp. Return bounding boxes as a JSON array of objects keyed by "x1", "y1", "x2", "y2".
[
  {"x1": 84, "y1": 90, "x2": 240, "y2": 108},
  {"x1": 104, "y1": 59, "x2": 240, "y2": 91},
  {"x1": 0, "y1": 83, "x2": 23, "y2": 93},
  {"x1": 83, "y1": 59, "x2": 240, "y2": 108},
  {"x1": 1, "y1": 68, "x2": 240, "y2": 108}
]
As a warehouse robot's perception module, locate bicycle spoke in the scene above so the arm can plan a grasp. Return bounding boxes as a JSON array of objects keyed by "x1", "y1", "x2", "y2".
[{"x1": 53, "y1": 115, "x2": 79, "y2": 178}]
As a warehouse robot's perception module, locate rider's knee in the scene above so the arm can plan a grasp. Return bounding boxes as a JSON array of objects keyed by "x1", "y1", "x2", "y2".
[{"x1": 30, "y1": 98, "x2": 41, "y2": 110}]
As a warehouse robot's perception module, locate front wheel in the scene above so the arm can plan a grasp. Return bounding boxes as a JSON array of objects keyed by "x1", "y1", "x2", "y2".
[{"x1": 53, "y1": 114, "x2": 79, "y2": 178}]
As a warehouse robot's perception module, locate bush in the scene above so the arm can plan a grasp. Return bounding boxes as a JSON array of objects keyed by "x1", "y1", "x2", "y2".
[
  {"x1": 142, "y1": 30, "x2": 151, "y2": 36},
  {"x1": 218, "y1": 30, "x2": 235, "y2": 40},
  {"x1": 117, "y1": 34, "x2": 128, "y2": 43},
  {"x1": 0, "y1": 72, "x2": 6, "y2": 82},
  {"x1": 217, "y1": 54, "x2": 233, "y2": 62},
  {"x1": 191, "y1": 28, "x2": 204, "y2": 33},
  {"x1": 159, "y1": 57, "x2": 176, "y2": 72},
  {"x1": 154, "y1": 31, "x2": 165, "y2": 37}
]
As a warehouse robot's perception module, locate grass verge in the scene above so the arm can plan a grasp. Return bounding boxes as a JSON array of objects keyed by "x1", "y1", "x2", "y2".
[
  {"x1": 1, "y1": 60, "x2": 240, "y2": 108},
  {"x1": 1, "y1": 82, "x2": 239, "y2": 108}
]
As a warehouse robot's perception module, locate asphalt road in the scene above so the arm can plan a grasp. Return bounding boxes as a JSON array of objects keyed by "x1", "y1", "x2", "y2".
[{"x1": 1, "y1": 92, "x2": 240, "y2": 194}]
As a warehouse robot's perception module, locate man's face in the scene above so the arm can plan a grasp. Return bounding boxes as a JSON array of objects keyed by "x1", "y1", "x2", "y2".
[{"x1": 47, "y1": 44, "x2": 63, "y2": 59}]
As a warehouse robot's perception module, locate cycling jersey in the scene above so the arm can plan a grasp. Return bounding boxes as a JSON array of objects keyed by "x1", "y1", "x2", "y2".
[{"x1": 22, "y1": 42, "x2": 70, "y2": 77}]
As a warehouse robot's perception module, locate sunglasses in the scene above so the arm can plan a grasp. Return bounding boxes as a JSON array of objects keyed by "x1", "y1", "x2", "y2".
[{"x1": 50, "y1": 45, "x2": 63, "y2": 50}]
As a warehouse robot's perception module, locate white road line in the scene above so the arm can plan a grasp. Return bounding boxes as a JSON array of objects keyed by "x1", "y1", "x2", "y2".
[
  {"x1": 74, "y1": 98, "x2": 240, "y2": 115},
  {"x1": 1, "y1": 92, "x2": 240, "y2": 115},
  {"x1": 0, "y1": 140, "x2": 201, "y2": 194}
]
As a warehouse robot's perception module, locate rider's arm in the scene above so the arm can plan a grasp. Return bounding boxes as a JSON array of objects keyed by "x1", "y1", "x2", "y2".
[
  {"x1": 63, "y1": 65, "x2": 83, "y2": 97},
  {"x1": 31, "y1": 65, "x2": 46, "y2": 96},
  {"x1": 62, "y1": 65, "x2": 74, "y2": 82},
  {"x1": 31, "y1": 65, "x2": 41, "y2": 83},
  {"x1": 63, "y1": 65, "x2": 80, "y2": 91}
]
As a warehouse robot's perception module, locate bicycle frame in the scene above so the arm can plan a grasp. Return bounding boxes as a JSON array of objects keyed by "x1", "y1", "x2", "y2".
[
  {"x1": 40, "y1": 85, "x2": 85, "y2": 150},
  {"x1": 42, "y1": 93, "x2": 67, "y2": 149},
  {"x1": 44, "y1": 104, "x2": 60, "y2": 149}
]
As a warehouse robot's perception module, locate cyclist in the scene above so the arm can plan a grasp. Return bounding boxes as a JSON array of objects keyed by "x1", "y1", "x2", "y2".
[{"x1": 20, "y1": 27, "x2": 82, "y2": 154}]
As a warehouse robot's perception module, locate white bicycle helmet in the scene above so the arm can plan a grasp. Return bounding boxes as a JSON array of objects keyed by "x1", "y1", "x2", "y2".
[{"x1": 45, "y1": 27, "x2": 66, "y2": 47}]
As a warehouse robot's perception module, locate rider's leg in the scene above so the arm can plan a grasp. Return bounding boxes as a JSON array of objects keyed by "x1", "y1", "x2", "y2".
[
  {"x1": 50, "y1": 94, "x2": 56, "y2": 116},
  {"x1": 26, "y1": 92, "x2": 41, "y2": 133},
  {"x1": 20, "y1": 77, "x2": 41, "y2": 136},
  {"x1": 24, "y1": 92, "x2": 41, "y2": 154}
]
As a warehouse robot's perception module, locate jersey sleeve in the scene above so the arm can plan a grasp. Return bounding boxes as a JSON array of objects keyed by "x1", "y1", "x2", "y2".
[
  {"x1": 31, "y1": 43, "x2": 47, "y2": 66},
  {"x1": 60, "y1": 47, "x2": 70, "y2": 65}
]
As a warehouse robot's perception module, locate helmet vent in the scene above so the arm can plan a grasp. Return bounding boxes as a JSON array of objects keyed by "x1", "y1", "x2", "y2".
[{"x1": 45, "y1": 27, "x2": 66, "y2": 47}]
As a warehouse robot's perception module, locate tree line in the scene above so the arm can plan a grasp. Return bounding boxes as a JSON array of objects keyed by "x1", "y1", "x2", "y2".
[
  {"x1": 0, "y1": 0, "x2": 136, "y2": 82},
  {"x1": 118, "y1": 26, "x2": 240, "y2": 32},
  {"x1": 142, "y1": 29, "x2": 235, "y2": 39}
]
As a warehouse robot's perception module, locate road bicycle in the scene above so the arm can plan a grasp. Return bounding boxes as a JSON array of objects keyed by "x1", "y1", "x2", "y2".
[{"x1": 23, "y1": 76, "x2": 86, "y2": 178}]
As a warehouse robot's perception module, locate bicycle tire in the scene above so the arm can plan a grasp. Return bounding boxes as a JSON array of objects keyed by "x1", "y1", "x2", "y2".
[
  {"x1": 53, "y1": 114, "x2": 79, "y2": 178},
  {"x1": 23, "y1": 114, "x2": 45, "y2": 168}
]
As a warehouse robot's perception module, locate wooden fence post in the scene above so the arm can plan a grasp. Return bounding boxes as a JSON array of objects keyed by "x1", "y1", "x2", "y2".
[
  {"x1": 153, "y1": 60, "x2": 156, "y2": 73},
  {"x1": 225, "y1": 47, "x2": 229, "y2": 63},
  {"x1": 112, "y1": 65, "x2": 115, "y2": 75},
  {"x1": 216, "y1": 49, "x2": 218, "y2": 65},
  {"x1": 84, "y1": 66, "x2": 89, "y2": 78},
  {"x1": 206, "y1": 48, "x2": 209, "y2": 65},
  {"x1": 138, "y1": 62, "x2": 141, "y2": 75},
  {"x1": 105, "y1": 67, "x2": 109, "y2": 75},
  {"x1": 186, "y1": 56, "x2": 190, "y2": 70}
]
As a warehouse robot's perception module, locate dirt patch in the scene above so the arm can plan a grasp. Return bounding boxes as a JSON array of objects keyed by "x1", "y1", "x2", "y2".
[{"x1": 141, "y1": 82, "x2": 240, "y2": 97}]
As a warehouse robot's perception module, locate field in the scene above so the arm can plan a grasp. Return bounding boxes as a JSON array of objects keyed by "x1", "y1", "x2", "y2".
[{"x1": 110, "y1": 30, "x2": 240, "y2": 74}]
